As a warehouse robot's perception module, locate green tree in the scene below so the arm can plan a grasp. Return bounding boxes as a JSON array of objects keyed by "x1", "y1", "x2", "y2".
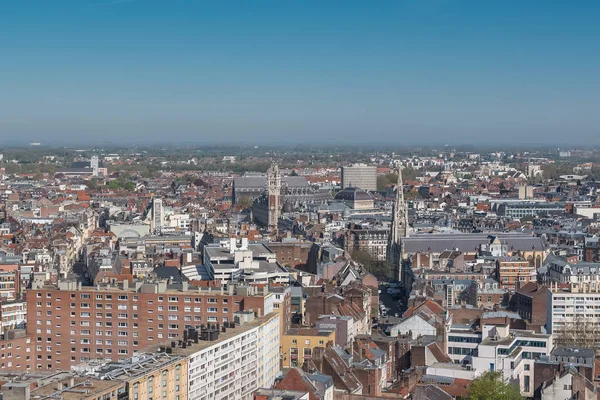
[{"x1": 467, "y1": 371, "x2": 523, "y2": 400}]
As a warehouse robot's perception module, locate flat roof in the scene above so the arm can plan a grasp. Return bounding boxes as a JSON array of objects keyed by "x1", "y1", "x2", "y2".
[
  {"x1": 32, "y1": 377, "x2": 123, "y2": 400},
  {"x1": 141, "y1": 312, "x2": 279, "y2": 357}
]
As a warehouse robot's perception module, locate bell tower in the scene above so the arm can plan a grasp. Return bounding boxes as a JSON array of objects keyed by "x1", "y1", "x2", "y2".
[{"x1": 267, "y1": 163, "x2": 281, "y2": 233}]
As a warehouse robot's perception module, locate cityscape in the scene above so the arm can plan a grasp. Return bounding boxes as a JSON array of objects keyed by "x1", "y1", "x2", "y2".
[
  {"x1": 2, "y1": 0, "x2": 600, "y2": 399},
  {"x1": 0, "y1": 146, "x2": 599, "y2": 400}
]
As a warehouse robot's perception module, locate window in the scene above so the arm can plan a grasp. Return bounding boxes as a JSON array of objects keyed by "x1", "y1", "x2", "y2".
[{"x1": 208, "y1": 308, "x2": 217, "y2": 313}]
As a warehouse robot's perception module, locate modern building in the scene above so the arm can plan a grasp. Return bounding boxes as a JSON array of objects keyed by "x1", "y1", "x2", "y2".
[
  {"x1": 77, "y1": 351, "x2": 189, "y2": 400},
  {"x1": 151, "y1": 198, "x2": 164, "y2": 234},
  {"x1": 472, "y1": 323, "x2": 552, "y2": 397},
  {"x1": 203, "y1": 238, "x2": 290, "y2": 284},
  {"x1": 341, "y1": 164, "x2": 377, "y2": 191},
  {"x1": 144, "y1": 312, "x2": 281, "y2": 400},
  {"x1": 546, "y1": 281, "x2": 600, "y2": 347},
  {"x1": 0, "y1": 301, "x2": 27, "y2": 334}
]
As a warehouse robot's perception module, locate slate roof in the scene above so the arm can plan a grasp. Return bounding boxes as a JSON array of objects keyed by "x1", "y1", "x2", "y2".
[{"x1": 402, "y1": 233, "x2": 544, "y2": 253}]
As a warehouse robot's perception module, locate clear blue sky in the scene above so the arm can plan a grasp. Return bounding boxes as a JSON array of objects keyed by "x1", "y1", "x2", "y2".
[{"x1": 1, "y1": 0, "x2": 599, "y2": 145}]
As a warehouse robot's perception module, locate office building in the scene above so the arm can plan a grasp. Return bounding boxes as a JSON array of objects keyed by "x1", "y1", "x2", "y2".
[
  {"x1": 151, "y1": 198, "x2": 164, "y2": 234},
  {"x1": 341, "y1": 164, "x2": 377, "y2": 191}
]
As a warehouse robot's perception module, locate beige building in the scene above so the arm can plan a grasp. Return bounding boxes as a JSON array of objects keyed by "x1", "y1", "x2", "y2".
[
  {"x1": 281, "y1": 328, "x2": 336, "y2": 368},
  {"x1": 341, "y1": 164, "x2": 377, "y2": 191},
  {"x1": 80, "y1": 352, "x2": 189, "y2": 400}
]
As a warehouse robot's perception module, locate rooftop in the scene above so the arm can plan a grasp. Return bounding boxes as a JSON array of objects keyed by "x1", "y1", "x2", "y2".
[
  {"x1": 141, "y1": 312, "x2": 279, "y2": 357},
  {"x1": 31, "y1": 377, "x2": 124, "y2": 400}
]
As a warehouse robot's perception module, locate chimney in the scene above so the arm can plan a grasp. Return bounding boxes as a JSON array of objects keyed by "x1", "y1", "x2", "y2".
[
  {"x1": 181, "y1": 281, "x2": 188, "y2": 292},
  {"x1": 69, "y1": 377, "x2": 74, "y2": 387},
  {"x1": 122, "y1": 279, "x2": 129, "y2": 290}
]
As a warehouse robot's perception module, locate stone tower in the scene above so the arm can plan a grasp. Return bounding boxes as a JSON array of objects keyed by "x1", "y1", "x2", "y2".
[
  {"x1": 388, "y1": 167, "x2": 409, "y2": 281},
  {"x1": 267, "y1": 163, "x2": 281, "y2": 233}
]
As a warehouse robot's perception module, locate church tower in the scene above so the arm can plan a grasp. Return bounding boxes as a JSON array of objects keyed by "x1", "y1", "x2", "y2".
[
  {"x1": 388, "y1": 167, "x2": 409, "y2": 281},
  {"x1": 267, "y1": 163, "x2": 281, "y2": 233}
]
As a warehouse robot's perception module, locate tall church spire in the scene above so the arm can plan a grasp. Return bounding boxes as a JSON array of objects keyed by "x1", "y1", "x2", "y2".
[
  {"x1": 389, "y1": 167, "x2": 409, "y2": 281},
  {"x1": 391, "y1": 167, "x2": 408, "y2": 244}
]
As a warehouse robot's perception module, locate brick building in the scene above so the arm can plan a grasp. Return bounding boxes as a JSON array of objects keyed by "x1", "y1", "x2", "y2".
[
  {"x1": 509, "y1": 282, "x2": 548, "y2": 331},
  {"x1": 496, "y1": 257, "x2": 536, "y2": 291},
  {"x1": 267, "y1": 241, "x2": 315, "y2": 270},
  {"x1": 27, "y1": 280, "x2": 274, "y2": 371}
]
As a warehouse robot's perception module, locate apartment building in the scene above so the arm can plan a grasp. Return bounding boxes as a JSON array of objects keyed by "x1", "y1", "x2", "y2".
[
  {"x1": 0, "y1": 330, "x2": 33, "y2": 370},
  {"x1": 27, "y1": 280, "x2": 274, "y2": 371},
  {"x1": 0, "y1": 301, "x2": 27, "y2": 334},
  {"x1": 541, "y1": 254, "x2": 600, "y2": 285},
  {"x1": 546, "y1": 281, "x2": 600, "y2": 347},
  {"x1": 496, "y1": 257, "x2": 536, "y2": 291},
  {"x1": 472, "y1": 323, "x2": 552, "y2": 397},
  {"x1": 281, "y1": 329, "x2": 336, "y2": 369},
  {"x1": 144, "y1": 312, "x2": 281, "y2": 400},
  {"x1": 3, "y1": 376, "x2": 127, "y2": 400},
  {"x1": 78, "y1": 352, "x2": 189, "y2": 400}
]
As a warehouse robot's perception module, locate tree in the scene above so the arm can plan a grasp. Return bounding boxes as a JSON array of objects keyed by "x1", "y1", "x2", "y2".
[
  {"x1": 554, "y1": 315, "x2": 600, "y2": 348},
  {"x1": 236, "y1": 196, "x2": 253, "y2": 210},
  {"x1": 467, "y1": 371, "x2": 523, "y2": 400}
]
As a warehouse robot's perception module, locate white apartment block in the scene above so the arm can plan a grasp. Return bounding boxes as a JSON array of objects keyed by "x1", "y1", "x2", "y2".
[
  {"x1": 472, "y1": 323, "x2": 552, "y2": 398},
  {"x1": 184, "y1": 312, "x2": 281, "y2": 400},
  {"x1": 546, "y1": 281, "x2": 600, "y2": 346}
]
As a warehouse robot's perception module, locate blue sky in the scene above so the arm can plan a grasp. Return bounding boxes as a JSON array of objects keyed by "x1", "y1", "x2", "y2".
[{"x1": 1, "y1": 0, "x2": 599, "y2": 145}]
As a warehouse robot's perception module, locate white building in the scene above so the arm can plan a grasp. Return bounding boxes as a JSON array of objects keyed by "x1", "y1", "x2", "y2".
[
  {"x1": 151, "y1": 198, "x2": 164, "y2": 234},
  {"x1": 472, "y1": 323, "x2": 552, "y2": 397},
  {"x1": 183, "y1": 312, "x2": 280, "y2": 400},
  {"x1": 389, "y1": 314, "x2": 436, "y2": 339},
  {"x1": 203, "y1": 238, "x2": 290, "y2": 285},
  {"x1": 446, "y1": 324, "x2": 482, "y2": 365},
  {"x1": 546, "y1": 282, "x2": 600, "y2": 347}
]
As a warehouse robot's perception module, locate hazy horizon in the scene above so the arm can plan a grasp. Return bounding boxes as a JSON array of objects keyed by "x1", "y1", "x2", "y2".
[{"x1": 1, "y1": 0, "x2": 599, "y2": 145}]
